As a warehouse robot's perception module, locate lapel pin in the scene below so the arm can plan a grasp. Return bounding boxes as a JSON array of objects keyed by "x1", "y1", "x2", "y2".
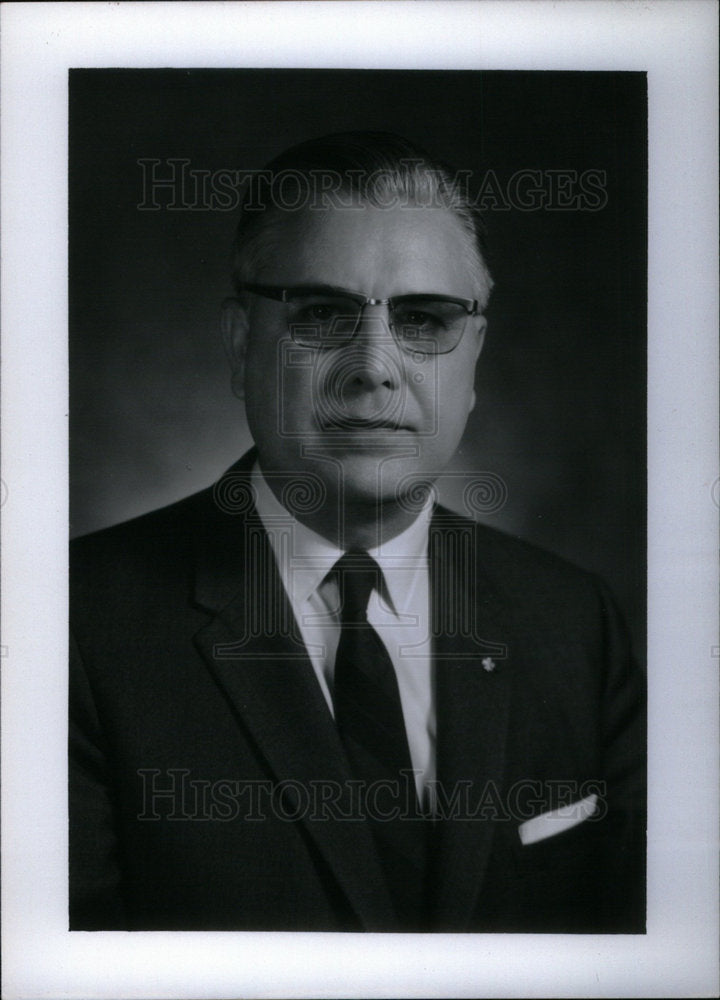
[{"x1": 481, "y1": 657, "x2": 497, "y2": 672}]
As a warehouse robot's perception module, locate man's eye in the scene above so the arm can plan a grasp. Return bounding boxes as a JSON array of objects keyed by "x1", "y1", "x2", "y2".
[
  {"x1": 307, "y1": 304, "x2": 334, "y2": 320},
  {"x1": 401, "y1": 310, "x2": 433, "y2": 327},
  {"x1": 396, "y1": 309, "x2": 444, "y2": 334},
  {"x1": 295, "y1": 304, "x2": 333, "y2": 322},
  {"x1": 291, "y1": 299, "x2": 350, "y2": 325}
]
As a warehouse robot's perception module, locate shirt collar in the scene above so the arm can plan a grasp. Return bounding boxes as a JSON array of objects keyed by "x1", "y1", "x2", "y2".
[{"x1": 251, "y1": 461, "x2": 431, "y2": 614}]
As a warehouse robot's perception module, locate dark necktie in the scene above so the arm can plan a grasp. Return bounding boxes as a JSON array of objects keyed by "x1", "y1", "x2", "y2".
[{"x1": 331, "y1": 550, "x2": 428, "y2": 928}]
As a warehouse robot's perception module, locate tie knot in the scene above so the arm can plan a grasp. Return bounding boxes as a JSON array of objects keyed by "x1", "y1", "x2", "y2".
[{"x1": 333, "y1": 550, "x2": 383, "y2": 623}]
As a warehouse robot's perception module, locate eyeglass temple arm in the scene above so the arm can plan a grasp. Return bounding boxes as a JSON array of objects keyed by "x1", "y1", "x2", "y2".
[{"x1": 238, "y1": 282, "x2": 288, "y2": 302}]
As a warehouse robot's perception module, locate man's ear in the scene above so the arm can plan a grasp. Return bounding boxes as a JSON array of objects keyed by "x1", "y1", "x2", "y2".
[
  {"x1": 468, "y1": 316, "x2": 487, "y2": 413},
  {"x1": 221, "y1": 297, "x2": 250, "y2": 400}
]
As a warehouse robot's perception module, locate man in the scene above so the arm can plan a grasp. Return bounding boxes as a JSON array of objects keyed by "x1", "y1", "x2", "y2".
[{"x1": 70, "y1": 131, "x2": 645, "y2": 932}]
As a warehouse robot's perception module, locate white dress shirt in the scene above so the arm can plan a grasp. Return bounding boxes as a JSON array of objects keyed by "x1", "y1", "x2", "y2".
[{"x1": 251, "y1": 463, "x2": 436, "y2": 803}]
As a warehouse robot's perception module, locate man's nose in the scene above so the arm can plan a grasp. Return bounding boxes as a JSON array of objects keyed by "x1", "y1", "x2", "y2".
[
  {"x1": 318, "y1": 304, "x2": 407, "y2": 429},
  {"x1": 342, "y1": 304, "x2": 399, "y2": 391}
]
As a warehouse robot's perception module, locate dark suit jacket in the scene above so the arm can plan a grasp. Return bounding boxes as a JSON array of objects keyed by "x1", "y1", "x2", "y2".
[{"x1": 69, "y1": 450, "x2": 645, "y2": 932}]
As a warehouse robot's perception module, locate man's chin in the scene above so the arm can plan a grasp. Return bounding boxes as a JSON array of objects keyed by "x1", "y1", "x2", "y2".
[{"x1": 326, "y1": 451, "x2": 430, "y2": 509}]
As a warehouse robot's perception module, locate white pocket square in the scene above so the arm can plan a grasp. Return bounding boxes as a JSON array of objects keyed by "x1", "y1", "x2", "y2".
[{"x1": 518, "y1": 793, "x2": 599, "y2": 846}]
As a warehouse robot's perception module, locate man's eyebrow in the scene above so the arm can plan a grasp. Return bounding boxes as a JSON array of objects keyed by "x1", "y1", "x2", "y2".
[{"x1": 284, "y1": 283, "x2": 361, "y2": 296}]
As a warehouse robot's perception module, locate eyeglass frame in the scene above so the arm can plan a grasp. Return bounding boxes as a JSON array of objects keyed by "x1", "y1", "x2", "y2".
[{"x1": 237, "y1": 282, "x2": 483, "y2": 355}]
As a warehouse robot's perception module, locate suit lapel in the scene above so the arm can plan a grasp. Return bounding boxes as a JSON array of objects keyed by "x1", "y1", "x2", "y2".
[
  {"x1": 190, "y1": 454, "x2": 397, "y2": 930},
  {"x1": 188, "y1": 457, "x2": 515, "y2": 931},
  {"x1": 429, "y1": 510, "x2": 514, "y2": 930}
]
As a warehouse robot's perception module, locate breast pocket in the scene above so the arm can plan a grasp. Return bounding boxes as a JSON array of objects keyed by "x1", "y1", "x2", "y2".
[
  {"x1": 508, "y1": 798, "x2": 610, "y2": 932},
  {"x1": 518, "y1": 792, "x2": 599, "y2": 846}
]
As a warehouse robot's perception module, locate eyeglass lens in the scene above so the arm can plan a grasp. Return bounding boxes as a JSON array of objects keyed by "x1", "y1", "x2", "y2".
[{"x1": 285, "y1": 293, "x2": 468, "y2": 354}]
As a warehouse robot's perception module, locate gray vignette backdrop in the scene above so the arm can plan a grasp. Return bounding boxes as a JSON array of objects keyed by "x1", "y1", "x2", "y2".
[{"x1": 69, "y1": 69, "x2": 647, "y2": 663}]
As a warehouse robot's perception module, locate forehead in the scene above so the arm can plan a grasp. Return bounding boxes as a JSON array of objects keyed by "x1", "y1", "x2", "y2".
[{"x1": 257, "y1": 203, "x2": 479, "y2": 298}]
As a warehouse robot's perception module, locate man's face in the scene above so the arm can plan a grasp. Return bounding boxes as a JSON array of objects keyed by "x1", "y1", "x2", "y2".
[{"x1": 231, "y1": 202, "x2": 487, "y2": 513}]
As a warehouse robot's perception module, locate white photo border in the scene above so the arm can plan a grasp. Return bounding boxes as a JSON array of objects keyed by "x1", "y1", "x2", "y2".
[{"x1": 1, "y1": 1, "x2": 718, "y2": 997}]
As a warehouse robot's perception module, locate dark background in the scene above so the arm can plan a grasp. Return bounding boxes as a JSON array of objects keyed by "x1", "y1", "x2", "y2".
[{"x1": 69, "y1": 69, "x2": 646, "y2": 661}]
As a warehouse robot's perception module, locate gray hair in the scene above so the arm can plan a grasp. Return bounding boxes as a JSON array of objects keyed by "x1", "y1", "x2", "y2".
[{"x1": 231, "y1": 131, "x2": 494, "y2": 307}]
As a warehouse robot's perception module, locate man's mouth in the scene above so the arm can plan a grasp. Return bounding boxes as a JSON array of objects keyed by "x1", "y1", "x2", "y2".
[{"x1": 320, "y1": 417, "x2": 412, "y2": 431}]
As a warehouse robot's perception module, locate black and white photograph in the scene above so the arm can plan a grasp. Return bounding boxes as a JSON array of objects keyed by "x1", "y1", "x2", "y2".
[
  {"x1": 69, "y1": 68, "x2": 647, "y2": 934},
  {"x1": 1, "y1": 3, "x2": 717, "y2": 998}
]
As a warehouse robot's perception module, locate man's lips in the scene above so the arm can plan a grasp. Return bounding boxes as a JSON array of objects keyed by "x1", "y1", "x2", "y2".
[{"x1": 319, "y1": 417, "x2": 413, "y2": 431}]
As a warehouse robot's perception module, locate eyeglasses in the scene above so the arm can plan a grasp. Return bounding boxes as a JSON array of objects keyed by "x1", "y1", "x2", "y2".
[{"x1": 239, "y1": 283, "x2": 481, "y2": 355}]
